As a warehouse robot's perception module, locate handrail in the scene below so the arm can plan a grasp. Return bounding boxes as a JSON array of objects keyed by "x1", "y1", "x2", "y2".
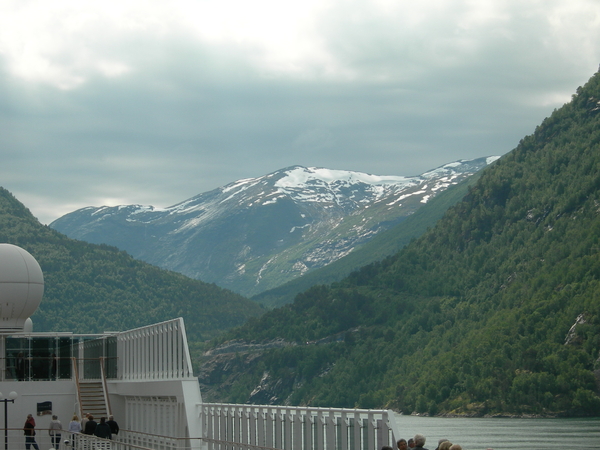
[
  {"x1": 72, "y1": 357, "x2": 83, "y2": 419},
  {"x1": 99, "y1": 356, "x2": 112, "y2": 417},
  {"x1": 203, "y1": 402, "x2": 394, "y2": 415},
  {"x1": 117, "y1": 430, "x2": 249, "y2": 450},
  {"x1": 0, "y1": 429, "x2": 157, "y2": 450}
]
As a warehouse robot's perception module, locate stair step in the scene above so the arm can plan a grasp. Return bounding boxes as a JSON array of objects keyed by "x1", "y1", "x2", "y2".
[{"x1": 78, "y1": 380, "x2": 109, "y2": 419}]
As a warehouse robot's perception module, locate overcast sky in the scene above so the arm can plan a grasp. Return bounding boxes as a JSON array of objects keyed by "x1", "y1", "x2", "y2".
[{"x1": 1, "y1": 0, "x2": 599, "y2": 224}]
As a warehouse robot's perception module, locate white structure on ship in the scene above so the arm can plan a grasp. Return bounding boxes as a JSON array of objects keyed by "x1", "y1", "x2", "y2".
[{"x1": 0, "y1": 244, "x2": 398, "y2": 450}]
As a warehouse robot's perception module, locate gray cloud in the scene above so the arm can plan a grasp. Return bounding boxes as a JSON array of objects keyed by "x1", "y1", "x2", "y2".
[{"x1": 1, "y1": 1, "x2": 599, "y2": 224}]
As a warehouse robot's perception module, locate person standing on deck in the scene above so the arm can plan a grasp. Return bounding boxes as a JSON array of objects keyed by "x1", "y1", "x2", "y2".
[
  {"x1": 49, "y1": 415, "x2": 63, "y2": 450},
  {"x1": 414, "y1": 434, "x2": 428, "y2": 450},
  {"x1": 83, "y1": 414, "x2": 97, "y2": 435},
  {"x1": 94, "y1": 417, "x2": 112, "y2": 440},
  {"x1": 23, "y1": 414, "x2": 40, "y2": 450},
  {"x1": 68, "y1": 415, "x2": 82, "y2": 449},
  {"x1": 106, "y1": 415, "x2": 119, "y2": 439}
]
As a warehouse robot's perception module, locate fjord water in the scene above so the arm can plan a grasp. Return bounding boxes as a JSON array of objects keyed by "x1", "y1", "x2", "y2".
[{"x1": 394, "y1": 415, "x2": 600, "y2": 449}]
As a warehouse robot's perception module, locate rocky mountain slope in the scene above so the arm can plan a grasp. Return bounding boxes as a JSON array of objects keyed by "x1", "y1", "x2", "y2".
[
  {"x1": 197, "y1": 71, "x2": 600, "y2": 416},
  {"x1": 252, "y1": 171, "x2": 484, "y2": 308},
  {"x1": 51, "y1": 158, "x2": 496, "y2": 296}
]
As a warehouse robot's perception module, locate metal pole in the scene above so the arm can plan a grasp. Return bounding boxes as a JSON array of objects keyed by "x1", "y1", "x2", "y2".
[
  {"x1": 2, "y1": 399, "x2": 11, "y2": 450},
  {"x1": 3, "y1": 399, "x2": 7, "y2": 450},
  {"x1": 0, "y1": 393, "x2": 16, "y2": 450}
]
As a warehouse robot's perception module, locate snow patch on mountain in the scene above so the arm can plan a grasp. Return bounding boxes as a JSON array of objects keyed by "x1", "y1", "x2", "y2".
[
  {"x1": 50, "y1": 156, "x2": 499, "y2": 297},
  {"x1": 275, "y1": 167, "x2": 413, "y2": 188}
]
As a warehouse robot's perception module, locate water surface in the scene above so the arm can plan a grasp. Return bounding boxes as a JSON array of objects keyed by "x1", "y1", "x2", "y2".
[{"x1": 394, "y1": 415, "x2": 600, "y2": 450}]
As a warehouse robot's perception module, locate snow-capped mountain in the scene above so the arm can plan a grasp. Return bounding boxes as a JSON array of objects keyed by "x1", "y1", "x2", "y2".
[{"x1": 50, "y1": 156, "x2": 498, "y2": 296}]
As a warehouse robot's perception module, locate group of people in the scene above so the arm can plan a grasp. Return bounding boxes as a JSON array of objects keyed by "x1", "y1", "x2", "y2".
[
  {"x1": 382, "y1": 434, "x2": 463, "y2": 450},
  {"x1": 23, "y1": 412, "x2": 119, "y2": 450},
  {"x1": 77, "y1": 413, "x2": 119, "y2": 439}
]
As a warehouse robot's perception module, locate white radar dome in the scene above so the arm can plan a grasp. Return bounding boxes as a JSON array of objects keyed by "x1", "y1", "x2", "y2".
[{"x1": 0, "y1": 244, "x2": 44, "y2": 332}]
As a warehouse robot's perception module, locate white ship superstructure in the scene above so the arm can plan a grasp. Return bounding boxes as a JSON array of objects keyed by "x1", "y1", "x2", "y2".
[{"x1": 0, "y1": 244, "x2": 398, "y2": 450}]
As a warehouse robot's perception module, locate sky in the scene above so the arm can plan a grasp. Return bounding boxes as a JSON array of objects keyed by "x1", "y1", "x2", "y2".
[{"x1": 1, "y1": 1, "x2": 600, "y2": 225}]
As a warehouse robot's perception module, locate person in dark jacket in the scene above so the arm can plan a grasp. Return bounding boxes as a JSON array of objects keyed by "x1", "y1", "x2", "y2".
[
  {"x1": 94, "y1": 417, "x2": 112, "y2": 440},
  {"x1": 83, "y1": 414, "x2": 97, "y2": 435},
  {"x1": 23, "y1": 414, "x2": 40, "y2": 450},
  {"x1": 106, "y1": 415, "x2": 119, "y2": 439}
]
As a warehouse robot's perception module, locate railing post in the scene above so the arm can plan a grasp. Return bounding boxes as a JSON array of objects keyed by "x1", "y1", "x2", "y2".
[
  {"x1": 273, "y1": 409, "x2": 285, "y2": 448},
  {"x1": 207, "y1": 405, "x2": 215, "y2": 450},
  {"x1": 352, "y1": 411, "x2": 360, "y2": 450},
  {"x1": 316, "y1": 410, "x2": 324, "y2": 450},
  {"x1": 231, "y1": 405, "x2": 236, "y2": 448},
  {"x1": 326, "y1": 410, "x2": 336, "y2": 450},
  {"x1": 219, "y1": 407, "x2": 227, "y2": 450},
  {"x1": 293, "y1": 410, "x2": 303, "y2": 450},
  {"x1": 367, "y1": 414, "x2": 375, "y2": 450},
  {"x1": 386, "y1": 410, "x2": 400, "y2": 447},
  {"x1": 303, "y1": 409, "x2": 313, "y2": 450},
  {"x1": 281, "y1": 409, "x2": 298, "y2": 449},
  {"x1": 340, "y1": 411, "x2": 349, "y2": 450},
  {"x1": 250, "y1": 409, "x2": 257, "y2": 447},
  {"x1": 240, "y1": 408, "x2": 247, "y2": 447},
  {"x1": 257, "y1": 408, "x2": 265, "y2": 448},
  {"x1": 266, "y1": 408, "x2": 274, "y2": 449}
]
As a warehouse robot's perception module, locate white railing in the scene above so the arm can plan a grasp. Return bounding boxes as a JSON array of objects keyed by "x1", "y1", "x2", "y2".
[
  {"x1": 0, "y1": 429, "x2": 156, "y2": 450},
  {"x1": 117, "y1": 318, "x2": 193, "y2": 380},
  {"x1": 117, "y1": 430, "x2": 180, "y2": 450},
  {"x1": 70, "y1": 433, "x2": 154, "y2": 450},
  {"x1": 0, "y1": 405, "x2": 398, "y2": 450},
  {"x1": 201, "y1": 403, "x2": 400, "y2": 450}
]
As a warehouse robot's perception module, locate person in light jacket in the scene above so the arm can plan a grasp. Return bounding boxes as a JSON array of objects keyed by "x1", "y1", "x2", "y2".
[
  {"x1": 68, "y1": 415, "x2": 82, "y2": 448},
  {"x1": 49, "y1": 415, "x2": 63, "y2": 450}
]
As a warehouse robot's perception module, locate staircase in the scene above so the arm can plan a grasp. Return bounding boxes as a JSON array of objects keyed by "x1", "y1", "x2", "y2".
[{"x1": 79, "y1": 381, "x2": 109, "y2": 418}]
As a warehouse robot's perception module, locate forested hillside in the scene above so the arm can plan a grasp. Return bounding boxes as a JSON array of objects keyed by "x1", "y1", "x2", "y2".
[
  {"x1": 0, "y1": 188, "x2": 264, "y2": 341},
  {"x1": 252, "y1": 173, "x2": 483, "y2": 308},
  {"x1": 200, "y1": 71, "x2": 600, "y2": 416}
]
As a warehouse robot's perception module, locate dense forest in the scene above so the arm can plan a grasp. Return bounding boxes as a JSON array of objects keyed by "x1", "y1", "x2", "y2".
[
  {"x1": 201, "y1": 71, "x2": 600, "y2": 416},
  {"x1": 0, "y1": 188, "x2": 264, "y2": 341}
]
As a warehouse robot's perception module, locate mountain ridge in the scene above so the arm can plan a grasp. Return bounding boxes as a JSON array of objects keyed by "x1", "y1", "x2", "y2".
[{"x1": 51, "y1": 158, "x2": 497, "y2": 296}]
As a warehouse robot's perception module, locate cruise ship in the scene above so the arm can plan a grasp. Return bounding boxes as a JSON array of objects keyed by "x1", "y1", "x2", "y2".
[{"x1": 0, "y1": 244, "x2": 398, "y2": 450}]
